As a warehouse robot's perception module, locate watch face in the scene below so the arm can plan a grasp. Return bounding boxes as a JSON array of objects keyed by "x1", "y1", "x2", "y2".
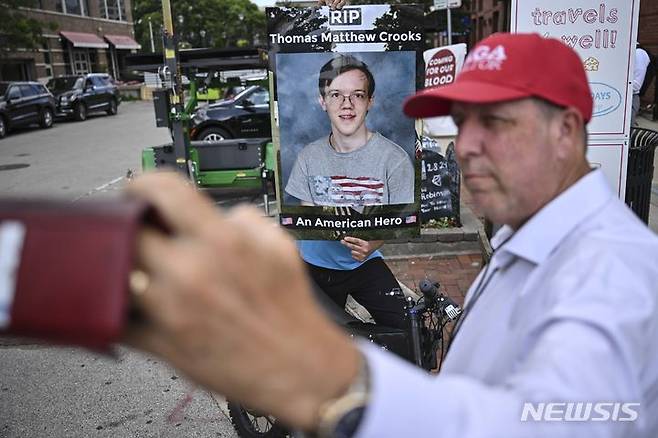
[{"x1": 334, "y1": 406, "x2": 366, "y2": 438}]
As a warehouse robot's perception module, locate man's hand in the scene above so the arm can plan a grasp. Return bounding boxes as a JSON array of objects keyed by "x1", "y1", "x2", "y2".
[
  {"x1": 341, "y1": 236, "x2": 384, "y2": 262},
  {"x1": 124, "y1": 172, "x2": 360, "y2": 432},
  {"x1": 317, "y1": 0, "x2": 348, "y2": 10}
]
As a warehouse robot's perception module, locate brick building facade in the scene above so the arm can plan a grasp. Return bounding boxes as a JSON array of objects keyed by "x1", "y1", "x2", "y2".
[
  {"x1": 468, "y1": 0, "x2": 509, "y2": 47},
  {"x1": 639, "y1": 0, "x2": 658, "y2": 109},
  {"x1": 1, "y1": 0, "x2": 140, "y2": 83}
]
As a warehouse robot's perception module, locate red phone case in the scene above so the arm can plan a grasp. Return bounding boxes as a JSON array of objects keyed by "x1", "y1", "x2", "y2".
[{"x1": 0, "y1": 199, "x2": 148, "y2": 350}]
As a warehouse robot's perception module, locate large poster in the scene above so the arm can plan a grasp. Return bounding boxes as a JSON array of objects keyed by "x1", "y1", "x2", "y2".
[
  {"x1": 422, "y1": 43, "x2": 467, "y2": 138},
  {"x1": 268, "y1": 5, "x2": 424, "y2": 239}
]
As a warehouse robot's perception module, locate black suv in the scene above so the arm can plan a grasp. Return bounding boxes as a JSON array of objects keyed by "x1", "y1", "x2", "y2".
[
  {"x1": 47, "y1": 73, "x2": 120, "y2": 121},
  {"x1": 190, "y1": 85, "x2": 271, "y2": 141},
  {"x1": 0, "y1": 81, "x2": 56, "y2": 139}
]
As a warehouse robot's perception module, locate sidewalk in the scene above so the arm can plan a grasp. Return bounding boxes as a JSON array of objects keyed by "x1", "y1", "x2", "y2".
[{"x1": 380, "y1": 200, "x2": 484, "y2": 306}]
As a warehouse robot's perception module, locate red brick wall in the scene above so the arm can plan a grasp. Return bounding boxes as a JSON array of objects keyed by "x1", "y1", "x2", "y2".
[
  {"x1": 4, "y1": 3, "x2": 136, "y2": 81},
  {"x1": 470, "y1": 0, "x2": 509, "y2": 46}
]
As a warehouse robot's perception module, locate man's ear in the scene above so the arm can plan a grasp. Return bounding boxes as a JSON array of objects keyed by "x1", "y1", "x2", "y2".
[
  {"x1": 554, "y1": 107, "x2": 584, "y2": 160},
  {"x1": 319, "y1": 95, "x2": 327, "y2": 111}
]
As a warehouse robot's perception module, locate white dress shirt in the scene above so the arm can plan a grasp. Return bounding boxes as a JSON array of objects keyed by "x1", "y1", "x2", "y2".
[
  {"x1": 634, "y1": 47, "x2": 651, "y2": 94},
  {"x1": 357, "y1": 169, "x2": 658, "y2": 437}
]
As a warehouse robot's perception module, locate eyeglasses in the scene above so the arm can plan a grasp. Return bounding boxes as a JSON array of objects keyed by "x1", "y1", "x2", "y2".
[{"x1": 324, "y1": 91, "x2": 369, "y2": 106}]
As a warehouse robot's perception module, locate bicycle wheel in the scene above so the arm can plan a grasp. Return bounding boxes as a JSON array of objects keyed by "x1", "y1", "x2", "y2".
[{"x1": 227, "y1": 400, "x2": 289, "y2": 438}]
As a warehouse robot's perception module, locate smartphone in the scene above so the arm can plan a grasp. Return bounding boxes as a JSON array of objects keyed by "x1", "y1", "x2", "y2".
[{"x1": 0, "y1": 198, "x2": 150, "y2": 350}]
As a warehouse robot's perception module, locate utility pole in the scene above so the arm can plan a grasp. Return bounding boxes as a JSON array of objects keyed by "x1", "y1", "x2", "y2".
[
  {"x1": 148, "y1": 18, "x2": 155, "y2": 52},
  {"x1": 447, "y1": 7, "x2": 452, "y2": 45},
  {"x1": 434, "y1": 0, "x2": 460, "y2": 45},
  {"x1": 160, "y1": 0, "x2": 191, "y2": 176}
]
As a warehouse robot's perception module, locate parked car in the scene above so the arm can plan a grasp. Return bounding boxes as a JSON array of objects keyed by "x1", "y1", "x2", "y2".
[
  {"x1": 190, "y1": 85, "x2": 271, "y2": 142},
  {"x1": 0, "y1": 81, "x2": 56, "y2": 139},
  {"x1": 223, "y1": 85, "x2": 246, "y2": 100},
  {"x1": 47, "y1": 73, "x2": 120, "y2": 121}
]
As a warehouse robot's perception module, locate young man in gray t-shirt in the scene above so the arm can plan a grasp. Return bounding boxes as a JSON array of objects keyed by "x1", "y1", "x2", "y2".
[
  {"x1": 285, "y1": 54, "x2": 414, "y2": 207},
  {"x1": 284, "y1": 54, "x2": 411, "y2": 330}
]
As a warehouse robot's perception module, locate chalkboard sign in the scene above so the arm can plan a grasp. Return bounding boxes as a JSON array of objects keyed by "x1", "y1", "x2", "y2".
[{"x1": 420, "y1": 138, "x2": 460, "y2": 225}]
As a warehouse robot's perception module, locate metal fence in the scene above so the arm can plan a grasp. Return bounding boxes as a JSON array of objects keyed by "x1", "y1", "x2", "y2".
[{"x1": 625, "y1": 127, "x2": 658, "y2": 223}]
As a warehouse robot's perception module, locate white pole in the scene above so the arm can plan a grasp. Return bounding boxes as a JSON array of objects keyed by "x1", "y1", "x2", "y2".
[
  {"x1": 148, "y1": 18, "x2": 155, "y2": 52},
  {"x1": 447, "y1": 7, "x2": 452, "y2": 45}
]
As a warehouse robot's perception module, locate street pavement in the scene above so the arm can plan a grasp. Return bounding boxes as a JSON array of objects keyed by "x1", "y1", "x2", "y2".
[
  {"x1": 1, "y1": 346, "x2": 235, "y2": 438},
  {"x1": 0, "y1": 102, "x2": 239, "y2": 438},
  {"x1": 0, "y1": 101, "x2": 170, "y2": 200}
]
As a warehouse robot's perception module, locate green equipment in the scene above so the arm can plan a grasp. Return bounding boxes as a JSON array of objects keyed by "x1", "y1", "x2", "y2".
[{"x1": 125, "y1": 0, "x2": 275, "y2": 213}]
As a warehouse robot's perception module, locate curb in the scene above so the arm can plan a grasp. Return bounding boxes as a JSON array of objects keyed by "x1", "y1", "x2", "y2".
[{"x1": 381, "y1": 204, "x2": 485, "y2": 258}]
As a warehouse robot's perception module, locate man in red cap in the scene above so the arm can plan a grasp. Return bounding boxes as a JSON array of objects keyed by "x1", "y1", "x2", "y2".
[{"x1": 126, "y1": 33, "x2": 658, "y2": 437}]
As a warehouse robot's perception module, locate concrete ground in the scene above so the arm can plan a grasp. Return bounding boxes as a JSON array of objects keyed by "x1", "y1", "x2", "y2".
[{"x1": 0, "y1": 102, "x2": 238, "y2": 438}]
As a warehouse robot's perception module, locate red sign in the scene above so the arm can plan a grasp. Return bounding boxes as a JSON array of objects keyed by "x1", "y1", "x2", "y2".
[{"x1": 424, "y1": 49, "x2": 457, "y2": 88}]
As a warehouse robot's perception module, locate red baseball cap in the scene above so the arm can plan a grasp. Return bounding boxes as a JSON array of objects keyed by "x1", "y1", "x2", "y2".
[{"x1": 403, "y1": 33, "x2": 593, "y2": 122}]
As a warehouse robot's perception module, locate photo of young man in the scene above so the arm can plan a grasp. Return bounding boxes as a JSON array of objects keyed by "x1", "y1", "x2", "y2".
[{"x1": 284, "y1": 54, "x2": 415, "y2": 207}]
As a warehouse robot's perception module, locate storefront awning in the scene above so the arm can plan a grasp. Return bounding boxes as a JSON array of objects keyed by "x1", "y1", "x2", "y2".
[
  {"x1": 104, "y1": 34, "x2": 141, "y2": 50},
  {"x1": 60, "y1": 31, "x2": 109, "y2": 49}
]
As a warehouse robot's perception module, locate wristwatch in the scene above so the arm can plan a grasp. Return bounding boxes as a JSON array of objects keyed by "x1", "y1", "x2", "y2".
[{"x1": 315, "y1": 353, "x2": 370, "y2": 438}]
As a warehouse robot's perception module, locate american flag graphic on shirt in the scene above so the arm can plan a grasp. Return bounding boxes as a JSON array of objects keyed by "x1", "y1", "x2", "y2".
[{"x1": 311, "y1": 175, "x2": 384, "y2": 206}]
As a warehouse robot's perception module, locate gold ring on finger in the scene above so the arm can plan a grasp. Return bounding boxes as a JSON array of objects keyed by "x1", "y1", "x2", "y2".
[{"x1": 129, "y1": 270, "x2": 151, "y2": 297}]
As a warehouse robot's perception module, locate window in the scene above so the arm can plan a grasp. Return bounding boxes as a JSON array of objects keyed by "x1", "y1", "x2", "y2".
[
  {"x1": 31, "y1": 84, "x2": 47, "y2": 95},
  {"x1": 99, "y1": 0, "x2": 125, "y2": 21},
  {"x1": 7, "y1": 87, "x2": 21, "y2": 100},
  {"x1": 90, "y1": 76, "x2": 106, "y2": 87},
  {"x1": 65, "y1": 0, "x2": 81, "y2": 14},
  {"x1": 19, "y1": 85, "x2": 38, "y2": 98},
  {"x1": 58, "y1": 0, "x2": 88, "y2": 15},
  {"x1": 7, "y1": 88, "x2": 20, "y2": 100},
  {"x1": 47, "y1": 77, "x2": 83, "y2": 92},
  {"x1": 72, "y1": 50, "x2": 90, "y2": 74},
  {"x1": 249, "y1": 90, "x2": 270, "y2": 106}
]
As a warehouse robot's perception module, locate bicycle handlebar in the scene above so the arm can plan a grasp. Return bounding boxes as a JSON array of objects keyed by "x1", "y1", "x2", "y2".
[{"x1": 419, "y1": 279, "x2": 462, "y2": 321}]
